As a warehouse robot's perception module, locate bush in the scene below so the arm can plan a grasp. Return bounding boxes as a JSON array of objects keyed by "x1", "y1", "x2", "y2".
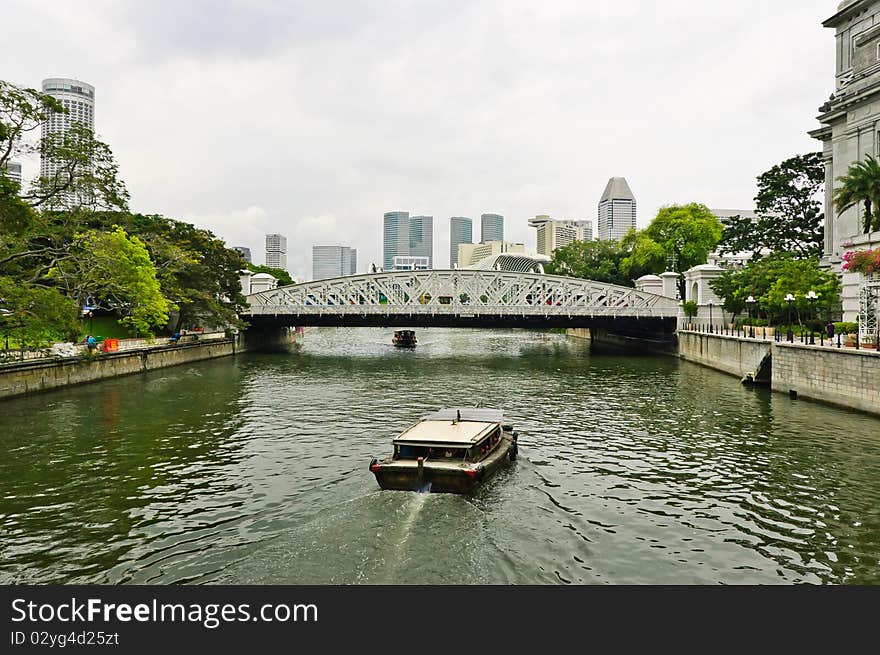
[{"x1": 834, "y1": 322, "x2": 859, "y2": 335}]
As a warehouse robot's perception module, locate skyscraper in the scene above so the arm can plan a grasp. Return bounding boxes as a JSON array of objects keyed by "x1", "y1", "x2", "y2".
[
  {"x1": 409, "y1": 215, "x2": 433, "y2": 269},
  {"x1": 312, "y1": 245, "x2": 357, "y2": 280},
  {"x1": 529, "y1": 216, "x2": 592, "y2": 256},
  {"x1": 597, "y1": 177, "x2": 637, "y2": 241},
  {"x1": 481, "y1": 213, "x2": 504, "y2": 243},
  {"x1": 265, "y1": 233, "x2": 287, "y2": 270},
  {"x1": 383, "y1": 211, "x2": 410, "y2": 271},
  {"x1": 449, "y1": 217, "x2": 473, "y2": 268},
  {"x1": 233, "y1": 246, "x2": 252, "y2": 263},
  {"x1": 40, "y1": 78, "x2": 95, "y2": 182}
]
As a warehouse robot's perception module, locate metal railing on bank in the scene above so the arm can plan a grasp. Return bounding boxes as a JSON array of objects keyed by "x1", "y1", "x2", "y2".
[
  {"x1": 681, "y1": 323, "x2": 877, "y2": 351},
  {"x1": 0, "y1": 331, "x2": 229, "y2": 367}
]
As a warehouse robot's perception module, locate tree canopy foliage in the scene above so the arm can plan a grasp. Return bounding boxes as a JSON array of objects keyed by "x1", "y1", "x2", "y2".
[
  {"x1": 718, "y1": 153, "x2": 825, "y2": 259},
  {"x1": 547, "y1": 203, "x2": 721, "y2": 297},
  {"x1": 709, "y1": 255, "x2": 839, "y2": 325},
  {"x1": 0, "y1": 78, "x2": 247, "y2": 346},
  {"x1": 545, "y1": 239, "x2": 633, "y2": 287}
]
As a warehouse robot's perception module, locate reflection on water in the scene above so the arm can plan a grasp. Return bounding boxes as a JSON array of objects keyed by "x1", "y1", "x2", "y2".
[{"x1": 1, "y1": 328, "x2": 880, "y2": 584}]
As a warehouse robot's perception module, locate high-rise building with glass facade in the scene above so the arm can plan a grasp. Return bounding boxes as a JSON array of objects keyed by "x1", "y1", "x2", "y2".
[
  {"x1": 597, "y1": 177, "x2": 637, "y2": 241},
  {"x1": 265, "y1": 233, "x2": 287, "y2": 270},
  {"x1": 480, "y1": 213, "x2": 504, "y2": 243},
  {"x1": 312, "y1": 245, "x2": 357, "y2": 280},
  {"x1": 383, "y1": 211, "x2": 410, "y2": 271},
  {"x1": 449, "y1": 217, "x2": 473, "y2": 268},
  {"x1": 409, "y1": 215, "x2": 433, "y2": 268}
]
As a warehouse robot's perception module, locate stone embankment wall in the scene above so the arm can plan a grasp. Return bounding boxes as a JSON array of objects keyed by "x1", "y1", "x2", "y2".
[
  {"x1": 0, "y1": 339, "x2": 236, "y2": 401},
  {"x1": 678, "y1": 331, "x2": 880, "y2": 417},
  {"x1": 773, "y1": 342, "x2": 880, "y2": 416},
  {"x1": 678, "y1": 331, "x2": 772, "y2": 381}
]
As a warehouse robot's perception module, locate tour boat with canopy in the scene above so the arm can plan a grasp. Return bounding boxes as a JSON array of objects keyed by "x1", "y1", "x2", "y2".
[{"x1": 369, "y1": 408, "x2": 518, "y2": 494}]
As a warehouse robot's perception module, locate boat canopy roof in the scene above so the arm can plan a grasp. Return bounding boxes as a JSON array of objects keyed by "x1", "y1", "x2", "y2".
[
  {"x1": 394, "y1": 420, "x2": 497, "y2": 446},
  {"x1": 422, "y1": 408, "x2": 504, "y2": 423}
]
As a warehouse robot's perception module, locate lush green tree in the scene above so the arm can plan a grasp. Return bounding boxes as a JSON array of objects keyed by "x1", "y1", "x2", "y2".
[
  {"x1": 629, "y1": 204, "x2": 723, "y2": 298},
  {"x1": 49, "y1": 226, "x2": 169, "y2": 336},
  {"x1": 719, "y1": 153, "x2": 825, "y2": 259},
  {"x1": 0, "y1": 277, "x2": 79, "y2": 347},
  {"x1": 545, "y1": 239, "x2": 632, "y2": 287},
  {"x1": 619, "y1": 228, "x2": 665, "y2": 280},
  {"x1": 709, "y1": 255, "x2": 840, "y2": 326},
  {"x1": 246, "y1": 263, "x2": 295, "y2": 287},
  {"x1": 833, "y1": 153, "x2": 880, "y2": 234}
]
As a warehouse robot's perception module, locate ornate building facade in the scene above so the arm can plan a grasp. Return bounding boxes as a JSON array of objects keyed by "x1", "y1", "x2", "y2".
[{"x1": 811, "y1": 1, "x2": 880, "y2": 320}]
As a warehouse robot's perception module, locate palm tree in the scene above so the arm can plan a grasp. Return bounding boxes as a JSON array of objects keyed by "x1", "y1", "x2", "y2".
[{"x1": 834, "y1": 155, "x2": 880, "y2": 234}]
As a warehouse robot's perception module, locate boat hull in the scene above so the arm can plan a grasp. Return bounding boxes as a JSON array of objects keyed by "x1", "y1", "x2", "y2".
[{"x1": 372, "y1": 433, "x2": 515, "y2": 494}]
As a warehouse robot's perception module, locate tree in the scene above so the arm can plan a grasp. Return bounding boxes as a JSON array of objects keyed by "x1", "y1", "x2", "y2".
[
  {"x1": 636, "y1": 204, "x2": 723, "y2": 298},
  {"x1": 545, "y1": 240, "x2": 632, "y2": 287},
  {"x1": 26, "y1": 124, "x2": 130, "y2": 212},
  {"x1": 246, "y1": 263, "x2": 295, "y2": 287},
  {"x1": 0, "y1": 277, "x2": 79, "y2": 347},
  {"x1": 718, "y1": 153, "x2": 825, "y2": 258},
  {"x1": 709, "y1": 255, "x2": 840, "y2": 326},
  {"x1": 49, "y1": 226, "x2": 169, "y2": 336},
  {"x1": 833, "y1": 154, "x2": 880, "y2": 234},
  {"x1": 0, "y1": 80, "x2": 62, "y2": 171}
]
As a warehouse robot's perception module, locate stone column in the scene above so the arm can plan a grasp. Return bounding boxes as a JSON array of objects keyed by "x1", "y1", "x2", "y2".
[{"x1": 659, "y1": 272, "x2": 680, "y2": 300}]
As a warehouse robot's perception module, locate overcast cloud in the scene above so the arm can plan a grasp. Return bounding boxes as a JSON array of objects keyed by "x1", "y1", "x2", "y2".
[{"x1": 3, "y1": 0, "x2": 836, "y2": 280}]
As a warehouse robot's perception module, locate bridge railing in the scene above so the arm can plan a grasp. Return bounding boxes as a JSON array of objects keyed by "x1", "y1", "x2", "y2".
[{"x1": 245, "y1": 303, "x2": 680, "y2": 319}]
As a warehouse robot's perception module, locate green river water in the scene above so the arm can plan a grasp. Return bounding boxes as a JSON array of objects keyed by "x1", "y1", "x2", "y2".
[{"x1": 2, "y1": 328, "x2": 879, "y2": 584}]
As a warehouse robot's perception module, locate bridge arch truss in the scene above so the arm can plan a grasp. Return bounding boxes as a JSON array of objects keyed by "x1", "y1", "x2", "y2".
[{"x1": 245, "y1": 270, "x2": 680, "y2": 323}]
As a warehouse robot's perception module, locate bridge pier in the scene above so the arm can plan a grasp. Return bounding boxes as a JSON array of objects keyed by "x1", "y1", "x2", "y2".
[{"x1": 241, "y1": 325, "x2": 301, "y2": 353}]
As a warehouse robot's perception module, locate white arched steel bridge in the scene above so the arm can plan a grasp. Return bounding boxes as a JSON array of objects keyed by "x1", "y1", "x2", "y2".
[{"x1": 244, "y1": 270, "x2": 679, "y2": 331}]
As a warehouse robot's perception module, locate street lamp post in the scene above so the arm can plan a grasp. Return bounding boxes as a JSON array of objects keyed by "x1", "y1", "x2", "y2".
[
  {"x1": 805, "y1": 290, "x2": 819, "y2": 345},
  {"x1": 708, "y1": 300, "x2": 714, "y2": 333},
  {"x1": 785, "y1": 293, "x2": 796, "y2": 342},
  {"x1": 746, "y1": 295, "x2": 756, "y2": 338}
]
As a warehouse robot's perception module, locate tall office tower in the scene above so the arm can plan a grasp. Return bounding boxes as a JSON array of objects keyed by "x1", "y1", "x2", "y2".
[
  {"x1": 449, "y1": 217, "x2": 473, "y2": 268},
  {"x1": 480, "y1": 213, "x2": 504, "y2": 243},
  {"x1": 2, "y1": 161, "x2": 22, "y2": 189},
  {"x1": 233, "y1": 246, "x2": 252, "y2": 263},
  {"x1": 597, "y1": 177, "x2": 637, "y2": 241},
  {"x1": 409, "y1": 215, "x2": 433, "y2": 268},
  {"x1": 40, "y1": 78, "x2": 95, "y2": 182},
  {"x1": 383, "y1": 211, "x2": 410, "y2": 271},
  {"x1": 265, "y1": 233, "x2": 288, "y2": 270},
  {"x1": 312, "y1": 245, "x2": 357, "y2": 280},
  {"x1": 529, "y1": 216, "x2": 592, "y2": 256}
]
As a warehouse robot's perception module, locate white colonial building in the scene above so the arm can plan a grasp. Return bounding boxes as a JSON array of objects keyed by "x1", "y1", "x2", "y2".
[{"x1": 811, "y1": 0, "x2": 880, "y2": 322}]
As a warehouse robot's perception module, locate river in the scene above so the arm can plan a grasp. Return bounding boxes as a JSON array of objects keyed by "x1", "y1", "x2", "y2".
[{"x1": 2, "y1": 328, "x2": 879, "y2": 584}]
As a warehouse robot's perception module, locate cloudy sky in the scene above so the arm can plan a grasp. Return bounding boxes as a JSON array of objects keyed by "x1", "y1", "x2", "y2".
[{"x1": 4, "y1": 0, "x2": 837, "y2": 280}]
